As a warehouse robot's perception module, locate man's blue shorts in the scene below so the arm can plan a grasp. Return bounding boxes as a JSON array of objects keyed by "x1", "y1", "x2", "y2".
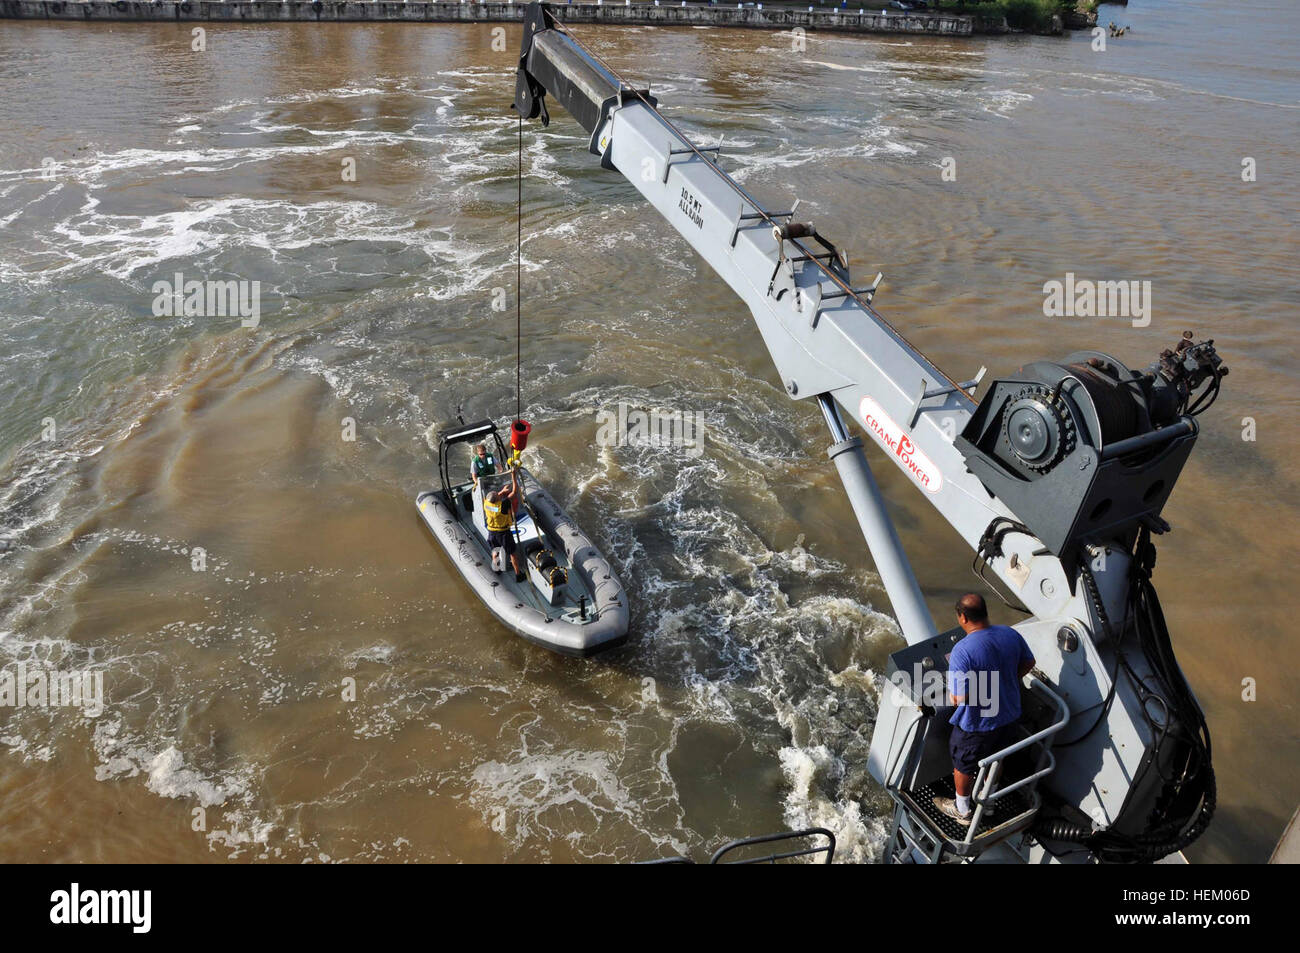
[{"x1": 949, "y1": 722, "x2": 1017, "y2": 776}]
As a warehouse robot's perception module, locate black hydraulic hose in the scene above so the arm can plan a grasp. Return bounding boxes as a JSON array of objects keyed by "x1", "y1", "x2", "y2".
[
  {"x1": 1036, "y1": 531, "x2": 1215, "y2": 861},
  {"x1": 1186, "y1": 367, "x2": 1222, "y2": 417},
  {"x1": 1056, "y1": 561, "x2": 1126, "y2": 748}
]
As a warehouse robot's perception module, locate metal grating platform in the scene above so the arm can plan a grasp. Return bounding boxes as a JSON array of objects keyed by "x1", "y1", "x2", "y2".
[{"x1": 905, "y1": 776, "x2": 1035, "y2": 843}]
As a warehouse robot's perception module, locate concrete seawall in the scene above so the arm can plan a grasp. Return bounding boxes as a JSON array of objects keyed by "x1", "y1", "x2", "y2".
[{"x1": 0, "y1": 1, "x2": 977, "y2": 36}]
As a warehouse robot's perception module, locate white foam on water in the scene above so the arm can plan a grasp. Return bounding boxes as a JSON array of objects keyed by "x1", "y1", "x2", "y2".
[
  {"x1": 146, "y1": 747, "x2": 241, "y2": 808},
  {"x1": 7, "y1": 192, "x2": 487, "y2": 290},
  {"x1": 468, "y1": 747, "x2": 687, "y2": 859},
  {"x1": 93, "y1": 719, "x2": 248, "y2": 809},
  {"x1": 345, "y1": 642, "x2": 397, "y2": 666},
  {"x1": 981, "y1": 89, "x2": 1035, "y2": 117},
  {"x1": 0, "y1": 444, "x2": 89, "y2": 545},
  {"x1": 778, "y1": 744, "x2": 888, "y2": 863},
  {"x1": 0, "y1": 47, "x2": 966, "y2": 863},
  {"x1": 810, "y1": 60, "x2": 890, "y2": 74},
  {"x1": 539, "y1": 374, "x2": 906, "y2": 852},
  {"x1": 723, "y1": 112, "x2": 918, "y2": 181},
  {"x1": 206, "y1": 808, "x2": 276, "y2": 858}
]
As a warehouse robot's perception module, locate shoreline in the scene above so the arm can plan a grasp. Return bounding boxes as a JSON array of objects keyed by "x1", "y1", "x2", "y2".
[{"x1": 0, "y1": 1, "x2": 1063, "y2": 37}]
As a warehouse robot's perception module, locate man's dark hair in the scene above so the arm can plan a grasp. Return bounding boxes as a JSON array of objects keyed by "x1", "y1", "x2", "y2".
[{"x1": 955, "y1": 593, "x2": 988, "y2": 623}]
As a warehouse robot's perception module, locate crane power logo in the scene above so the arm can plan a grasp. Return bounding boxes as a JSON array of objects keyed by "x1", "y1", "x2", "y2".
[{"x1": 859, "y1": 397, "x2": 943, "y2": 493}]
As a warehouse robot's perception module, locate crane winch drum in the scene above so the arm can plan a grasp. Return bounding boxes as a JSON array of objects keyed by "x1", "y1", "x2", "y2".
[{"x1": 955, "y1": 335, "x2": 1226, "y2": 571}]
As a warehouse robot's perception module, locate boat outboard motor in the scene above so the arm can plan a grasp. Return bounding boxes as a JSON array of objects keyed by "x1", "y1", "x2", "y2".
[{"x1": 955, "y1": 332, "x2": 1225, "y2": 572}]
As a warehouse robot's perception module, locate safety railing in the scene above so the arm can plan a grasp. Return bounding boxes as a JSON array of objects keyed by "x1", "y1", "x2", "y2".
[
  {"x1": 963, "y1": 677, "x2": 1070, "y2": 845},
  {"x1": 640, "y1": 827, "x2": 836, "y2": 864},
  {"x1": 709, "y1": 827, "x2": 836, "y2": 864}
]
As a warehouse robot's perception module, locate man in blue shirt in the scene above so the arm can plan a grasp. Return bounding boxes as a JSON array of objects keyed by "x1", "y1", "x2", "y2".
[{"x1": 934, "y1": 593, "x2": 1035, "y2": 826}]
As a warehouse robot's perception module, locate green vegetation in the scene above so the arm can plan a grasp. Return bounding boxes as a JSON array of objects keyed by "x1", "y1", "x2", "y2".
[{"x1": 936, "y1": 0, "x2": 1077, "y2": 31}]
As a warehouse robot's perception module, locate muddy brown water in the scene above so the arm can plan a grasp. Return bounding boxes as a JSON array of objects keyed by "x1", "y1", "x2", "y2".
[{"x1": 0, "y1": 0, "x2": 1296, "y2": 862}]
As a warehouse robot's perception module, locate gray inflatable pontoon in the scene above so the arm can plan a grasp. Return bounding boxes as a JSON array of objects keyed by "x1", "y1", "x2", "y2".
[{"x1": 416, "y1": 418, "x2": 629, "y2": 657}]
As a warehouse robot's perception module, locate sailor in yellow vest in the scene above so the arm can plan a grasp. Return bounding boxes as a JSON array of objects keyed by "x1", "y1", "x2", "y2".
[{"x1": 483, "y1": 468, "x2": 525, "y2": 582}]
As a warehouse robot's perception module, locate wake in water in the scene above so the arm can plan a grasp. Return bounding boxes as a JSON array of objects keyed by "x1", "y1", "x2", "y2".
[
  {"x1": 3, "y1": 13, "x2": 1291, "y2": 865},
  {"x1": 0, "y1": 48, "x2": 967, "y2": 857}
]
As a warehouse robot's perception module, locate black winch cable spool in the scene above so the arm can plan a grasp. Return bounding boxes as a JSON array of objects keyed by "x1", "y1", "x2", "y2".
[{"x1": 1064, "y1": 362, "x2": 1139, "y2": 444}]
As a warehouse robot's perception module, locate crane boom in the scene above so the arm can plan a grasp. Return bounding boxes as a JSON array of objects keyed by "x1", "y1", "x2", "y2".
[
  {"x1": 513, "y1": 3, "x2": 1222, "y2": 863},
  {"x1": 515, "y1": 5, "x2": 1013, "y2": 645}
]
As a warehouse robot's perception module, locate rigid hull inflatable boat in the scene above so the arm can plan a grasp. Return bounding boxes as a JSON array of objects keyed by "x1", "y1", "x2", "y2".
[{"x1": 416, "y1": 418, "x2": 628, "y2": 657}]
